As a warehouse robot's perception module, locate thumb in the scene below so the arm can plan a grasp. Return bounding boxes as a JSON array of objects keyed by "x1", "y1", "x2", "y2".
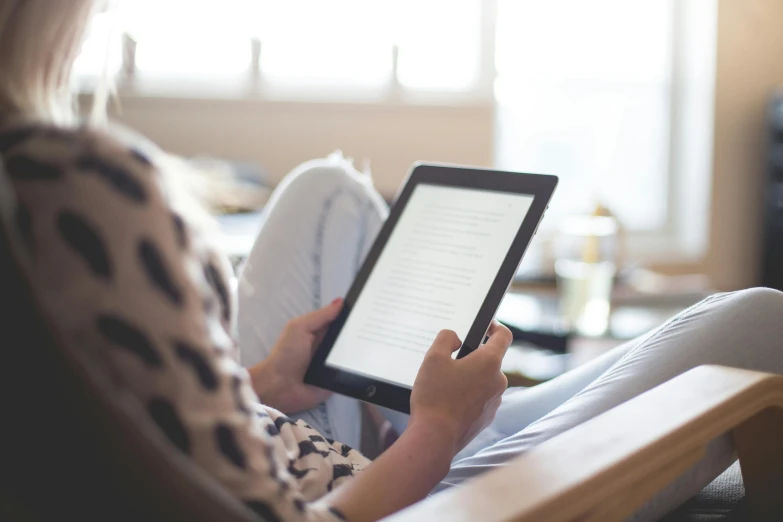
[
  {"x1": 428, "y1": 329, "x2": 462, "y2": 357},
  {"x1": 298, "y1": 298, "x2": 344, "y2": 331}
]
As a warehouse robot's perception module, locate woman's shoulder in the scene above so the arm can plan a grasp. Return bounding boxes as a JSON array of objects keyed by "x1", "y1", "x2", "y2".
[
  {"x1": 0, "y1": 120, "x2": 159, "y2": 181},
  {"x1": 1, "y1": 118, "x2": 236, "y2": 343}
]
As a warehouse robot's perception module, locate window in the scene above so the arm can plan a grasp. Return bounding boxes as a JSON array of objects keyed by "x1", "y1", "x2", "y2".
[
  {"x1": 76, "y1": 0, "x2": 715, "y2": 261},
  {"x1": 257, "y1": 1, "x2": 394, "y2": 88},
  {"x1": 73, "y1": 11, "x2": 122, "y2": 78},
  {"x1": 78, "y1": 0, "x2": 486, "y2": 93},
  {"x1": 494, "y1": 0, "x2": 674, "y2": 233},
  {"x1": 129, "y1": 0, "x2": 253, "y2": 76}
]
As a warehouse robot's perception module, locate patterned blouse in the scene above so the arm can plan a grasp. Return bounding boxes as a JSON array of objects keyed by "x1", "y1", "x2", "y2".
[{"x1": 0, "y1": 121, "x2": 371, "y2": 521}]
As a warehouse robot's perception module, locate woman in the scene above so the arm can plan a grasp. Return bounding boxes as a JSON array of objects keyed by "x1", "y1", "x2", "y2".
[{"x1": 1, "y1": 2, "x2": 782, "y2": 521}]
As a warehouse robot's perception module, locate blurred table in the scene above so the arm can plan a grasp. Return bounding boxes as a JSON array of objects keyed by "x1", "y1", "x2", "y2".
[
  {"x1": 215, "y1": 212, "x2": 711, "y2": 387},
  {"x1": 499, "y1": 283, "x2": 711, "y2": 386}
]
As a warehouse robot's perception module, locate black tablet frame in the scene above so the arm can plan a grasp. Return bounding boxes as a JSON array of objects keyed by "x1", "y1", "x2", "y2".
[{"x1": 304, "y1": 163, "x2": 558, "y2": 413}]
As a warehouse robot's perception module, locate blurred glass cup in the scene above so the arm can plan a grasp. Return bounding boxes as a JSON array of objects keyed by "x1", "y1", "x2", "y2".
[{"x1": 555, "y1": 212, "x2": 619, "y2": 337}]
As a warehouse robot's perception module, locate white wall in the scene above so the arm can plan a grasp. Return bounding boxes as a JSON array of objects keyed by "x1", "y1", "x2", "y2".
[
  {"x1": 104, "y1": 0, "x2": 783, "y2": 290},
  {"x1": 706, "y1": 0, "x2": 783, "y2": 290},
  {"x1": 109, "y1": 97, "x2": 494, "y2": 198}
]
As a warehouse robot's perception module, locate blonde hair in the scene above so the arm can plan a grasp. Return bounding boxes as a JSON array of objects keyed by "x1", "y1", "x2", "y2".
[
  {"x1": 0, "y1": 0, "x2": 100, "y2": 125},
  {"x1": 0, "y1": 0, "x2": 221, "y2": 233}
]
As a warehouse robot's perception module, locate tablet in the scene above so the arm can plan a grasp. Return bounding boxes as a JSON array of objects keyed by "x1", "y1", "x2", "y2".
[{"x1": 305, "y1": 164, "x2": 557, "y2": 413}]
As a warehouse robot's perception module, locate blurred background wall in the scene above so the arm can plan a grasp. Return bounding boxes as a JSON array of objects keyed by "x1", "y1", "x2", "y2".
[
  {"x1": 707, "y1": 0, "x2": 783, "y2": 290},
  {"x1": 78, "y1": 0, "x2": 783, "y2": 291}
]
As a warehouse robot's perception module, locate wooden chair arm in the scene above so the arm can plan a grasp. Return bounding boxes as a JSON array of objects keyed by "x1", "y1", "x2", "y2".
[{"x1": 385, "y1": 365, "x2": 783, "y2": 522}]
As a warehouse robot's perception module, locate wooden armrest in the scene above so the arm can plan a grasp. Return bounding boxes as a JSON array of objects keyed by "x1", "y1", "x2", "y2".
[{"x1": 385, "y1": 365, "x2": 783, "y2": 522}]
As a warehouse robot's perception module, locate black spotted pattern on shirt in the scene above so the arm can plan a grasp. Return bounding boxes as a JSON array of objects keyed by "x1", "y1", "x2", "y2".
[
  {"x1": 265, "y1": 445, "x2": 279, "y2": 479},
  {"x1": 57, "y1": 210, "x2": 112, "y2": 278},
  {"x1": 287, "y1": 459, "x2": 313, "y2": 480},
  {"x1": 148, "y1": 398, "x2": 190, "y2": 454},
  {"x1": 245, "y1": 501, "x2": 282, "y2": 522},
  {"x1": 173, "y1": 340, "x2": 218, "y2": 391},
  {"x1": 231, "y1": 375, "x2": 250, "y2": 415},
  {"x1": 339, "y1": 443, "x2": 354, "y2": 458},
  {"x1": 6, "y1": 155, "x2": 64, "y2": 181},
  {"x1": 97, "y1": 314, "x2": 163, "y2": 367},
  {"x1": 216, "y1": 424, "x2": 247, "y2": 469},
  {"x1": 171, "y1": 212, "x2": 188, "y2": 249},
  {"x1": 265, "y1": 423, "x2": 280, "y2": 437},
  {"x1": 138, "y1": 238, "x2": 184, "y2": 306},
  {"x1": 76, "y1": 155, "x2": 147, "y2": 203},
  {"x1": 274, "y1": 415, "x2": 296, "y2": 432},
  {"x1": 14, "y1": 202, "x2": 33, "y2": 252},
  {"x1": 298, "y1": 440, "x2": 330, "y2": 459},
  {"x1": 0, "y1": 126, "x2": 37, "y2": 153},
  {"x1": 2, "y1": 125, "x2": 370, "y2": 520},
  {"x1": 204, "y1": 262, "x2": 231, "y2": 323},
  {"x1": 130, "y1": 148, "x2": 152, "y2": 168},
  {"x1": 41, "y1": 126, "x2": 81, "y2": 143},
  {"x1": 203, "y1": 296, "x2": 217, "y2": 316},
  {"x1": 332, "y1": 463, "x2": 354, "y2": 481}
]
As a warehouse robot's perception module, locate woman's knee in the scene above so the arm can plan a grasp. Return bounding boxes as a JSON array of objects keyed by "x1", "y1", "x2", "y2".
[
  {"x1": 698, "y1": 287, "x2": 783, "y2": 370},
  {"x1": 719, "y1": 287, "x2": 783, "y2": 321},
  {"x1": 637, "y1": 288, "x2": 783, "y2": 368},
  {"x1": 280, "y1": 152, "x2": 377, "y2": 204}
]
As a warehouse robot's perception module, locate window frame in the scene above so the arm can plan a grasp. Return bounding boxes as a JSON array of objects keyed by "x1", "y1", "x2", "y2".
[
  {"x1": 78, "y1": 0, "x2": 498, "y2": 107},
  {"x1": 76, "y1": 0, "x2": 716, "y2": 267}
]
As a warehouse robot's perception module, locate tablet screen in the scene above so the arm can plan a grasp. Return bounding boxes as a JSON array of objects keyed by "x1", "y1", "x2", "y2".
[{"x1": 325, "y1": 184, "x2": 535, "y2": 388}]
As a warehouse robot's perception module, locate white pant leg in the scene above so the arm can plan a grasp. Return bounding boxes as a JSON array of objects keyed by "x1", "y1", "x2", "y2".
[
  {"x1": 237, "y1": 153, "x2": 388, "y2": 448},
  {"x1": 453, "y1": 335, "x2": 638, "y2": 462},
  {"x1": 439, "y1": 288, "x2": 783, "y2": 522}
]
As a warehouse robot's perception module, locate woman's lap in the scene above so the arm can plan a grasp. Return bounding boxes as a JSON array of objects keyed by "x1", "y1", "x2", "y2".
[
  {"x1": 439, "y1": 288, "x2": 783, "y2": 521},
  {"x1": 237, "y1": 153, "x2": 389, "y2": 447},
  {"x1": 451, "y1": 336, "x2": 637, "y2": 463},
  {"x1": 236, "y1": 157, "x2": 783, "y2": 519}
]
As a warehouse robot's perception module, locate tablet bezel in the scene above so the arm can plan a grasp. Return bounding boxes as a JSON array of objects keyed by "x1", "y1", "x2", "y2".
[{"x1": 304, "y1": 163, "x2": 558, "y2": 413}]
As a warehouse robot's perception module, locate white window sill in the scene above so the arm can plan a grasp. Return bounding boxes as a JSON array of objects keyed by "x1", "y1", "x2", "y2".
[{"x1": 78, "y1": 75, "x2": 495, "y2": 111}]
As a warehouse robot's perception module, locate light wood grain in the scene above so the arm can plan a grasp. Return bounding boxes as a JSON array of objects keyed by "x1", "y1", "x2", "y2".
[
  {"x1": 580, "y1": 446, "x2": 705, "y2": 522},
  {"x1": 387, "y1": 365, "x2": 783, "y2": 522}
]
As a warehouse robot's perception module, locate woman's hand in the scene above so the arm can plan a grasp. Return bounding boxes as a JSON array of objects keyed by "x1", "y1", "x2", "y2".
[
  {"x1": 325, "y1": 321, "x2": 513, "y2": 522},
  {"x1": 410, "y1": 322, "x2": 513, "y2": 456},
  {"x1": 249, "y1": 299, "x2": 343, "y2": 413}
]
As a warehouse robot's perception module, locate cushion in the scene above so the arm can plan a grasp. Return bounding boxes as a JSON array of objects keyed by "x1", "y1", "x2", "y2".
[{"x1": 662, "y1": 461, "x2": 749, "y2": 521}]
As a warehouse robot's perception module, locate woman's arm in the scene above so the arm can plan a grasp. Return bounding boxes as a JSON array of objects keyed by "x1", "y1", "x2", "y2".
[
  {"x1": 248, "y1": 300, "x2": 340, "y2": 413},
  {"x1": 249, "y1": 315, "x2": 511, "y2": 521},
  {"x1": 324, "y1": 325, "x2": 512, "y2": 521},
  {"x1": 4, "y1": 126, "x2": 358, "y2": 522},
  {"x1": 322, "y1": 418, "x2": 454, "y2": 521}
]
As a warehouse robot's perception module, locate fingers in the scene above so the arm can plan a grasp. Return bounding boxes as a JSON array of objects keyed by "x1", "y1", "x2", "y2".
[
  {"x1": 477, "y1": 321, "x2": 513, "y2": 365},
  {"x1": 488, "y1": 395, "x2": 503, "y2": 414},
  {"x1": 304, "y1": 384, "x2": 333, "y2": 403},
  {"x1": 485, "y1": 320, "x2": 503, "y2": 337},
  {"x1": 428, "y1": 329, "x2": 462, "y2": 356},
  {"x1": 296, "y1": 298, "x2": 344, "y2": 331},
  {"x1": 496, "y1": 372, "x2": 509, "y2": 395},
  {"x1": 486, "y1": 395, "x2": 503, "y2": 422}
]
